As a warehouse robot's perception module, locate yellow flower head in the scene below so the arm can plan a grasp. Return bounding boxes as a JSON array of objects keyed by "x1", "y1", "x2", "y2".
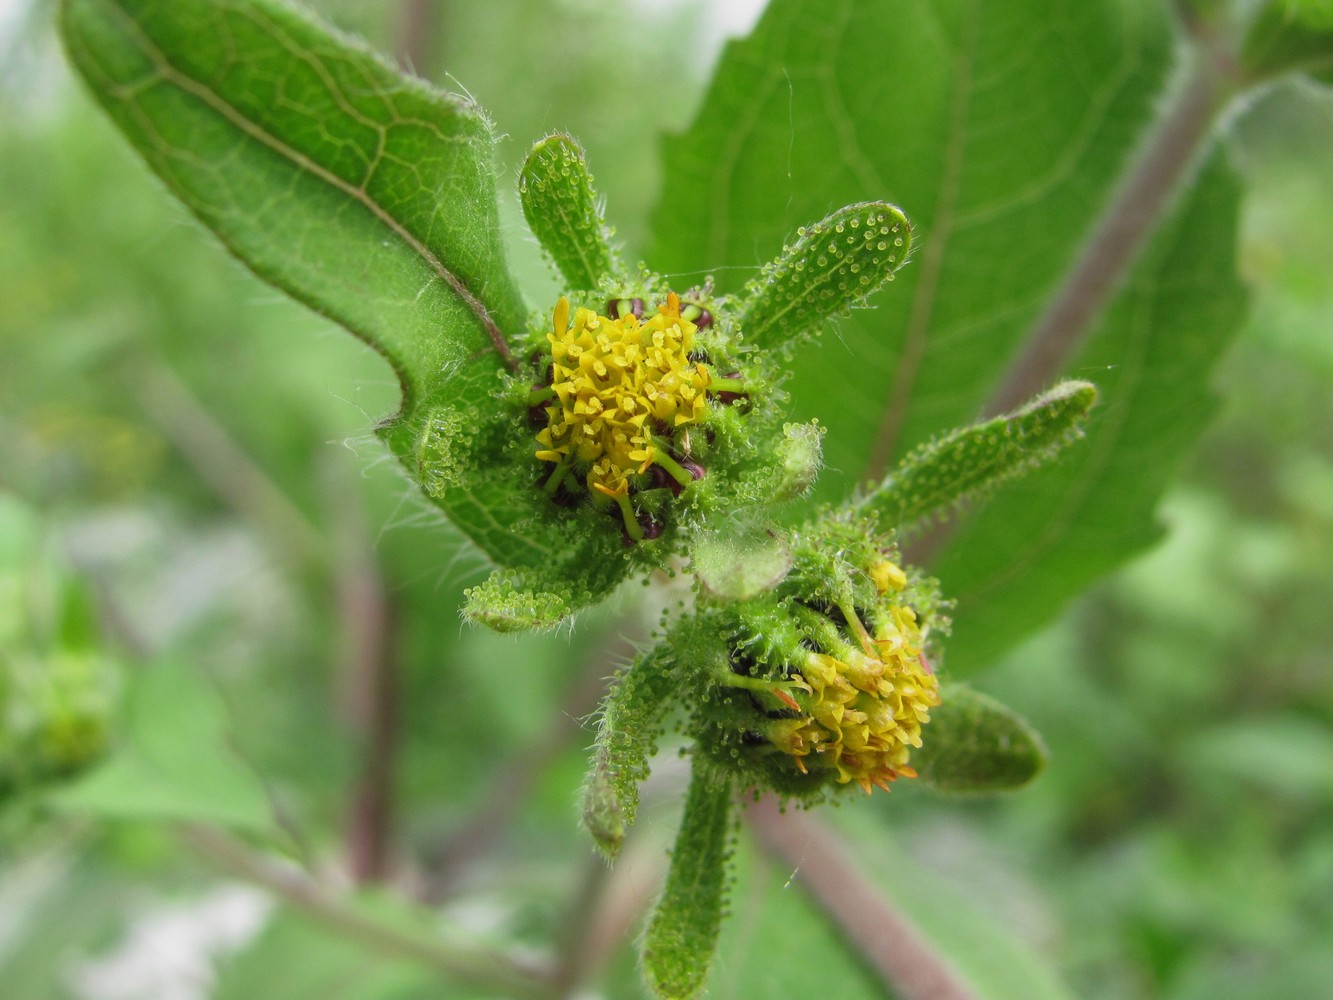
[
  {"x1": 767, "y1": 582, "x2": 940, "y2": 793},
  {"x1": 534, "y1": 294, "x2": 712, "y2": 535}
]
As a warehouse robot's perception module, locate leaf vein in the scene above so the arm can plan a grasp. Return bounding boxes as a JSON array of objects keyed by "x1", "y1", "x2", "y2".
[{"x1": 100, "y1": 0, "x2": 517, "y2": 374}]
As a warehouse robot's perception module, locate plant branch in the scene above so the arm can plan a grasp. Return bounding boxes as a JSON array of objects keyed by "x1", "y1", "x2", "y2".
[
  {"x1": 341, "y1": 583, "x2": 398, "y2": 883},
  {"x1": 745, "y1": 796, "x2": 979, "y2": 1000},
  {"x1": 135, "y1": 363, "x2": 327, "y2": 568},
  {"x1": 182, "y1": 824, "x2": 555, "y2": 999},
  {"x1": 329, "y1": 457, "x2": 400, "y2": 885},
  {"x1": 549, "y1": 854, "x2": 612, "y2": 997}
]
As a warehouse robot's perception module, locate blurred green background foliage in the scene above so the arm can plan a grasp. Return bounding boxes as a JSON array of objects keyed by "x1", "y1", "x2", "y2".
[{"x1": 2, "y1": 1, "x2": 1331, "y2": 997}]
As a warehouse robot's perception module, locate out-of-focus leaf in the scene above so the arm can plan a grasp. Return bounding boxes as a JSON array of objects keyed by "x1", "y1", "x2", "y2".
[
  {"x1": 1242, "y1": 2, "x2": 1333, "y2": 83},
  {"x1": 215, "y1": 910, "x2": 451, "y2": 1000},
  {"x1": 836, "y1": 810, "x2": 1076, "y2": 1000},
  {"x1": 0, "y1": 857, "x2": 141, "y2": 999},
  {"x1": 914, "y1": 684, "x2": 1048, "y2": 793},
  {"x1": 706, "y1": 840, "x2": 887, "y2": 1000},
  {"x1": 1181, "y1": 716, "x2": 1333, "y2": 800},
  {"x1": 53, "y1": 659, "x2": 272, "y2": 832},
  {"x1": 652, "y1": 0, "x2": 1246, "y2": 673},
  {"x1": 714, "y1": 824, "x2": 1074, "y2": 1000}
]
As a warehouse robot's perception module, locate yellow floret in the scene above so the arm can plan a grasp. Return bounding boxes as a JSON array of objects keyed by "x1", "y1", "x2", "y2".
[
  {"x1": 535, "y1": 294, "x2": 711, "y2": 498},
  {"x1": 771, "y1": 604, "x2": 940, "y2": 792}
]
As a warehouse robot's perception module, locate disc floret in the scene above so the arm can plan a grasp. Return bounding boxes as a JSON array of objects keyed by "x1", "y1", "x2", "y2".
[
  {"x1": 766, "y1": 578, "x2": 940, "y2": 792},
  {"x1": 532, "y1": 293, "x2": 724, "y2": 539}
]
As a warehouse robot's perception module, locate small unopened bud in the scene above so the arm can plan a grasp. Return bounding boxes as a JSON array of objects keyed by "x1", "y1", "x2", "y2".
[
  {"x1": 607, "y1": 297, "x2": 644, "y2": 320},
  {"x1": 679, "y1": 302, "x2": 713, "y2": 328},
  {"x1": 623, "y1": 513, "x2": 664, "y2": 546}
]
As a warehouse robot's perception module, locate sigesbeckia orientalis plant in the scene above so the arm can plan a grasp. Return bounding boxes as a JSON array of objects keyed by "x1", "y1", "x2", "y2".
[{"x1": 60, "y1": 0, "x2": 1103, "y2": 995}]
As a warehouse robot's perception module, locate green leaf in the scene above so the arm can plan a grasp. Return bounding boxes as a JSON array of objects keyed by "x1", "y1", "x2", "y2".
[
  {"x1": 59, "y1": 0, "x2": 525, "y2": 410},
  {"x1": 914, "y1": 684, "x2": 1048, "y2": 793},
  {"x1": 723, "y1": 822, "x2": 1075, "y2": 1000},
  {"x1": 829, "y1": 810, "x2": 1079, "y2": 1000},
  {"x1": 932, "y1": 156, "x2": 1245, "y2": 670},
  {"x1": 1242, "y1": 1, "x2": 1333, "y2": 83},
  {"x1": 862, "y1": 381, "x2": 1097, "y2": 533},
  {"x1": 737, "y1": 201, "x2": 912, "y2": 352},
  {"x1": 52, "y1": 659, "x2": 273, "y2": 832},
  {"x1": 641, "y1": 762, "x2": 733, "y2": 1000},
  {"x1": 519, "y1": 133, "x2": 621, "y2": 290},
  {"x1": 58, "y1": 0, "x2": 583, "y2": 574},
  {"x1": 652, "y1": 0, "x2": 1246, "y2": 671},
  {"x1": 581, "y1": 647, "x2": 677, "y2": 857}
]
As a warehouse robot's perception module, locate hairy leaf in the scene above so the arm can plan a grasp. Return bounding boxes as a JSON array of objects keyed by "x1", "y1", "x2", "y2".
[
  {"x1": 652, "y1": 0, "x2": 1246, "y2": 672},
  {"x1": 57, "y1": 0, "x2": 594, "y2": 575},
  {"x1": 60, "y1": 0, "x2": 525, "y2": 408},
  {"x1": 641, "y1": 764, "x2": 732, "y2": 1000},
  {"x1": 581, "y1": 647, "x2": 677, "y2": 857}
]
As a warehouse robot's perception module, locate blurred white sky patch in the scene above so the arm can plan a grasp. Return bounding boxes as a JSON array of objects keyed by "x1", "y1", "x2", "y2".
[
  {"x1": 0, "y1": 0, "x2": 24, "y2": 35},
  {"x1": 69, "y1": 887, "x2": 272, "y2": 1000},
  {"x1": 631, "y1": 0, "x2": 767, "y2": 65}
]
